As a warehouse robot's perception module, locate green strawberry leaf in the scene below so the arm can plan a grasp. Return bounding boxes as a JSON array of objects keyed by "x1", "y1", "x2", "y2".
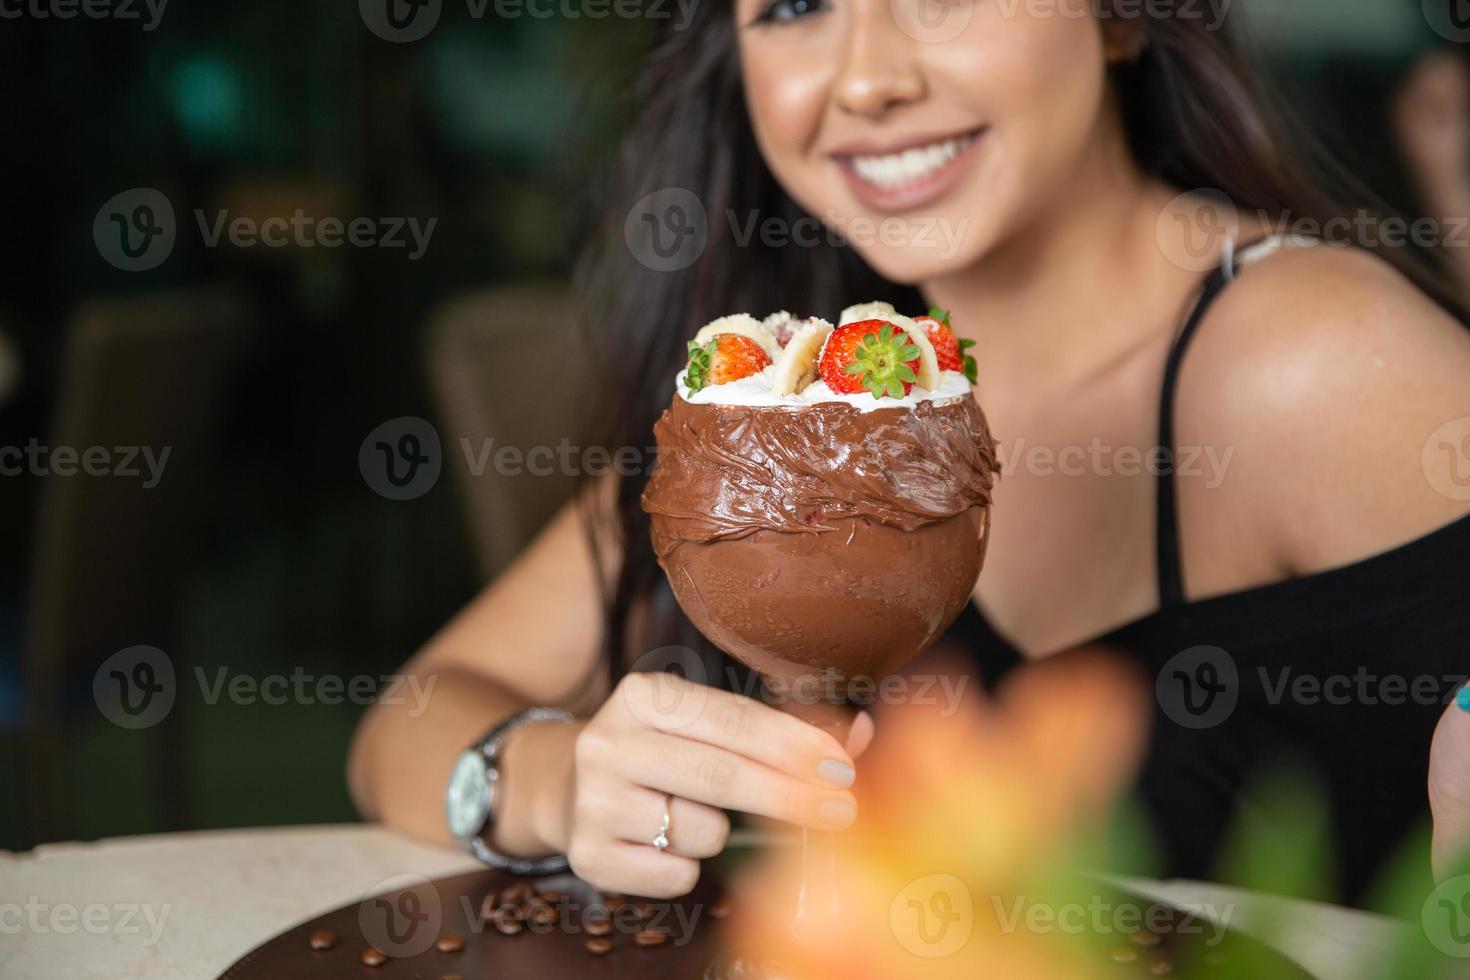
[
  {"x1": 685, "y1": 338, "x2": 716, "y2": 393},
  {"x1": 963, "y1": 355, "x2": 978, "y2": 384},
  {"x1": 928, "y1": 308, "x2": 951, "y2": 327}
]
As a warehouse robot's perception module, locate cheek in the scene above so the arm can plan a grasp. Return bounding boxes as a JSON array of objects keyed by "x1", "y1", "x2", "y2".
[
  {"x1": 953, "y1": 12, "x2": 1109, "y2": 183},
  {"x1": 739, "y1": 40, "x2": 835, "y2": 202}
]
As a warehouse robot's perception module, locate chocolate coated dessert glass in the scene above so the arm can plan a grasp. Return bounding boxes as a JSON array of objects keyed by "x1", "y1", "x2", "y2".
[
  {"x1": 641, "y1": 307, "x2": 998, "y2": 944},
  {"x1": 644, "y1": 395, "x2": 997, "y2": 718}
]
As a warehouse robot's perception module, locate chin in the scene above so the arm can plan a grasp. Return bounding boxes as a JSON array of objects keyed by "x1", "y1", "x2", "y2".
[{"x1": 848, "y1": 238, "x2": 990, "y2": 286}]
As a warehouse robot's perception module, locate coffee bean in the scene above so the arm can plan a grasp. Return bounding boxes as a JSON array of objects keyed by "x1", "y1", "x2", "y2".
[
  {"x1": 1129, "y1": 930, "x2": 1163, "y2": 947},
  {"x1": 495, "y1": 906, "x2": 525, "y2": 935},
  {"x1": 585, "y1": 937, "x2": 613, "y2": 955},
  {"x1": 1149, "y1": 959, "x2": 1174, "y2": 975},
  {"x1": 361, "y1": 947, "x2": 387, "y2": 967},
  {"x1": 634, "y1": 901, "x2": 653, "y2": 920},
  {"x1": 584, "y1": 916, "x2": 613, "y2": 937},
  {"x1": 708, "y1": 898, "x2": 734, "y2": 920},
  {"x1": 634, "y1": 928, "x2": 668, "y2": 947},
  {"x1": 442, "y1": 974, "x2": 464, "y2": 980},
  {"x1": 528, "y1": 902, "x2": 558, "y2": 927},
  {"x1": 501, "y1": 883, "x2": 531, "y2": 906},
  {"x1": 308, "y1": 930, "x2": 337, "y2": 951},
  {"x1": 606, "y1": 896, "x2": 628, "y2": 911},
  {"x1": 1110, "y1": 946, "x2": 1138, "y2": 964},
  {"x1": 435, "y1": 934, "x2": 465, "y2": 953},
  {"x1": 537, "y1": 889, "x2": 565, "y2": 905}
]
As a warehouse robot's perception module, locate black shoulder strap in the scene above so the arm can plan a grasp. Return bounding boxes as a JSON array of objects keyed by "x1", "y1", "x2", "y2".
[{"x1": 1155, "y1": 258, "x2": 1237, "y2": 609}]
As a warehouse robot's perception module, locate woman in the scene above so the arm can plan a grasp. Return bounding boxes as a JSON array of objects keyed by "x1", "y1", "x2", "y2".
[{"x1": 350, "y1": 0, "x2": 1470, "y2": 907}]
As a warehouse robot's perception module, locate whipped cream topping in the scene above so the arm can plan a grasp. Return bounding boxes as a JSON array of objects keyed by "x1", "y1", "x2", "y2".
[{"x1": 677, "y1": 366, "x2": 974, "y2": 412}]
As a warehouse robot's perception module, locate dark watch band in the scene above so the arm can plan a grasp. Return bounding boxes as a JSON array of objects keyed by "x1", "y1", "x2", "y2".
[{"x1": 463, "y1": 707, "x2": 575, "y2": 874}]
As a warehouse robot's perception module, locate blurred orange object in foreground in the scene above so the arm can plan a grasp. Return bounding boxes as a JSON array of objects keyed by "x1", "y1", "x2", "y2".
[{"x1": 727, "y1": 649, "x2": 1150, "y2": 979}]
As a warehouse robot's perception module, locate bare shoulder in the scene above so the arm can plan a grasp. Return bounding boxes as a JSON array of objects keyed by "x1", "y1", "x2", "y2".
[{"x1": 1173, "y1": 243, "x2": 1470, "y2": 577}]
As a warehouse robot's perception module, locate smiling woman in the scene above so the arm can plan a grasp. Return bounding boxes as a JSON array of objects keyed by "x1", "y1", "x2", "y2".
[{"x1": 349, "y1": 0, "x2": 1470, "y2": 911}]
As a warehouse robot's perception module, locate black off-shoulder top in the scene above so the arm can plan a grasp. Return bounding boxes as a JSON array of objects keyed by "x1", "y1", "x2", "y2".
[{"x1": 949, "y1": 239, "x2": 1470, "y2": 908}]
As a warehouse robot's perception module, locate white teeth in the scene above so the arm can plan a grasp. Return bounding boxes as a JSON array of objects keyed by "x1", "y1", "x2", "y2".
[{"x1": 849, "y1": 134, "x2": 973, "y2": 190}]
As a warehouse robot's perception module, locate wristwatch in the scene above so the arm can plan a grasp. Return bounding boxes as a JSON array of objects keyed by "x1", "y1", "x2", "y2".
[{"x1": 445, "y1": 707, "x2": 576, "y2": 874}]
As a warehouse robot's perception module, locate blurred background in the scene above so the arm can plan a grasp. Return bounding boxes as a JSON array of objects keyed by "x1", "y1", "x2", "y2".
[{"x1": 0, "y1": 0, "x2": 1464, "y2": 852}]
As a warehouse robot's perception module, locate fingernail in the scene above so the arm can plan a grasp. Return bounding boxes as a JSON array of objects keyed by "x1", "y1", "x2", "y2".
[
  {"x1": 819, "y1": 800, "x2": 856, "y2": 828},
  {"x1": 817, "y1": 759, "x2": 855, "y2": 788}
]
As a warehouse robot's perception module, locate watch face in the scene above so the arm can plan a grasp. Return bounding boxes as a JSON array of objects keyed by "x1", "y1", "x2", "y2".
[{"x1": 446, "y1": 750, "x2": 490, "y2": 841}]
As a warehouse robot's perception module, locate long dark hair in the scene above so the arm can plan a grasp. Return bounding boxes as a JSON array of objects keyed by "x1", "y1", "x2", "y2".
[{"x1": 573, "y1": 0, "x2": 1464, "y2": 681}]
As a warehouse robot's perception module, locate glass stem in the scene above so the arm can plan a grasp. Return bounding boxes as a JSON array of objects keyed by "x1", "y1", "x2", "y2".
[{"x1": 793, "y1": 827, "x2": 842, "y2": 931}]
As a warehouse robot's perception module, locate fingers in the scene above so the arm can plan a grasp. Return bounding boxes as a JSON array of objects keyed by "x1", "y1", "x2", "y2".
[
  {"x1": 616, "y1": 729, "x2": 857, "y2": 831},
  {"x1": 567, "y1": 838, "x2": 701, "y2": 900},
  {"x1": 618, "y1": 672, "x2": 855, "y2": 784},
  {"x1": 608, "y1": 787, "x2": 730, "y2": 860}
]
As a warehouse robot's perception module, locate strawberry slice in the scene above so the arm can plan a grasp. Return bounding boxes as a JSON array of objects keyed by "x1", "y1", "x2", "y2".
[
  {"x1": 916, "y1": 308, "x2": 977, "y2": 384},
  {"x1": 818, "y1": 319, "x2": 923, "y2": 399},
  {"x1": 686, "y1": 334, "x2": 772, "y2": 392}
]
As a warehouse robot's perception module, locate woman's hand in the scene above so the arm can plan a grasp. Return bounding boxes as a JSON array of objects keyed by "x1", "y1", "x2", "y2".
[
  {"x1": 1430, "y1": 688, "x2": 1470, "y2": 881},
  {"x1": 559, "y1": 671, "x2": 869, "y2": 898}
]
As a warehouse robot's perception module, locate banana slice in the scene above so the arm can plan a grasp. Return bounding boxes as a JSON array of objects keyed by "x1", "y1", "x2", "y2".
[
  {"x1": 882, "y1": 312, "x2": 942, "y2": 391},
  {"x1": 762, "y1": 310, "x2": 797, "y2": 347},
  {"x1": 839, "y1": 301, "x2": 897, "y2": 326},
  {"x1": 770, "y1": 318, "x2": 834, "y2": 395},
  {"x1": 692, "y1": 314, "x2": 780, "y2": 361}
]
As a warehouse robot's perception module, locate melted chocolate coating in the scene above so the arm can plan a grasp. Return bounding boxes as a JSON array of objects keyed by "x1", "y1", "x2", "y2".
[{"x1": 642, "y1": 394, "x2": 998, "y2": 691}]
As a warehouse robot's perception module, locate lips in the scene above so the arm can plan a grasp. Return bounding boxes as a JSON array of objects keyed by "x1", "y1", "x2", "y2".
[{"x1": 831, "y1": 127, "x2": 986, "y2": 213}]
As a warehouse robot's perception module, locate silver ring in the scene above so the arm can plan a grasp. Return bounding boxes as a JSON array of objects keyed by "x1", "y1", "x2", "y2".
[{"x1": 651, "y1": 796, "x2": 672, "y2": 852}]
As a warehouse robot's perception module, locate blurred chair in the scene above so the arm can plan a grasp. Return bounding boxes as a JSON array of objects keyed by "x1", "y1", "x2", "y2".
[
  {"x1": 23, "y1": 289, "x2": 254, "y2": 843},
  {"x1": 426, "y1": 283, "x2": 589, "y2": 578}
]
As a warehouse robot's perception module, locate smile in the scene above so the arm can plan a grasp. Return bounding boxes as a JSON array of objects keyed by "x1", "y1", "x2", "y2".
[
  {"x1": 848, "y1": 133, "x2": 976, "y2": 188},
  {"x1": 832, "y1": 128, "x2": 986, "y2": 213}
]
